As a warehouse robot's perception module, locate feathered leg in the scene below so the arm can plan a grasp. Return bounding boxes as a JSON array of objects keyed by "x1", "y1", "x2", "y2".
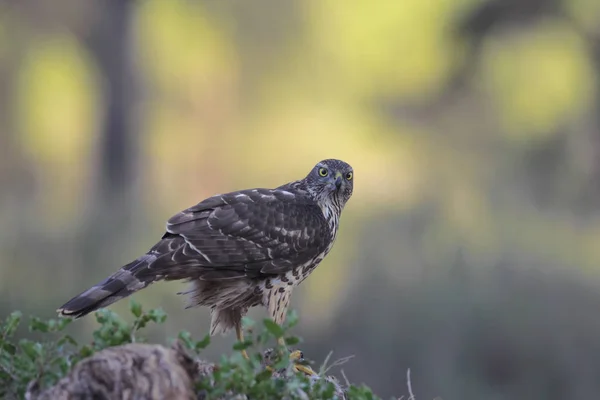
[{"x1": 266, "y1": 287, "x2": 316, "y2": 376}]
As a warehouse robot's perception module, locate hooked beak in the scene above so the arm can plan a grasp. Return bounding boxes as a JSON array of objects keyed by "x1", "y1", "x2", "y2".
[{"x1": 334, "y1": 172, "x2": 343, "y2": 190}]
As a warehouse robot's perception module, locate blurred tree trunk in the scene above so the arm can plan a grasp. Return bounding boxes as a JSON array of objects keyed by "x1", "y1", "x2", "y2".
[
  {"x1": 79, "y1": 0, "x2": 140, "y2": 268},
  {"x1": 88, "y1": 0, "x2": 138, "y2": 210},
  {"x1": 582, "y1": 32, "x2": 600, "y2": 212}
]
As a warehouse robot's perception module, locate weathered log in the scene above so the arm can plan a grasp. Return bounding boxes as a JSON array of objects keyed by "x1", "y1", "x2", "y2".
[{"x1": 25, "y1": 341, "x2": 348, "y2": 400}]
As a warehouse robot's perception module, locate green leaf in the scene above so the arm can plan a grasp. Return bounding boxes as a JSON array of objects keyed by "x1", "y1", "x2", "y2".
[
  {"x1": 346, "y1": 385, "x2": 379, "y2": 400},
  {"x1": 0, "y1": 369, "x2": 10, "y2": 380},
  {"x1": 136, "y1": 317, "x2": 148, "y2": 330},
  {"x1": 94, "y1": 309, "x2": 118, "y2": 326},
  {"x1": 255, "y1": 369, "x2": 273, "y2": 382},
  {"x1": 263, "y1": 319, "x2": 284, "y2": 338},
  {"x1": 29, "y1": 317, "x2": 49, "y2": 333},
  {"x1": 195, "y1": 334, "x2": 211, "y2": 351},
  {"x1": 273, "y1": 356, "x2": 290, "y2": 370},
  {"x1": 320, "y1": 381, "x2": 336, "y2": 399},
  {"x1": 232, "y1": 340, "x2": 252, "y2": 351},
  {"x1": 3, "y1": 311, "x2": 22, "y2": 337},
  {"x1": 94, "y1": 310, "x2": 107, "y2": 324},
  {"x1": 51, "y1": 357, "x2": 71, "y2": 375},
  {"x1": 79, "y1": 345, "x2": 93, "y2": 358},
  {"x1": 130, "y1": 299, "x2": 143, "y2": 318},
  {"x1": 57, "y1": 335, "x2": 78, "y2": 348},
  {"x1": 177, "y1": 331, "x2": 195, "y2": 350},
  {"x1": 1, "y1": 342, "x2": 16, "y2": 355},
  {"x1": 147, "y1": 308, "x2": 167, "y2": 324},
  {"x1": 19, "y1": 340, "x2": 43, "y2": 361},
  {"x1": 284, "y1": 336, "x2": 300, "y2": 346},
  {"x1": 55, "y1": 318, "x2": 72, "y2": 331}
]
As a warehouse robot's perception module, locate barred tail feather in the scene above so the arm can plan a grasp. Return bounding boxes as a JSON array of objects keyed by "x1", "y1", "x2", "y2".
[{"x1": 57, "y1": 255, "x2": 160, "y2": 319}]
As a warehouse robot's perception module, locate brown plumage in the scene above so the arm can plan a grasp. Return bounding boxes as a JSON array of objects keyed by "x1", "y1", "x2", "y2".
[{"x1": 57, "y1": 159, "x2": 354, "y2": 337}]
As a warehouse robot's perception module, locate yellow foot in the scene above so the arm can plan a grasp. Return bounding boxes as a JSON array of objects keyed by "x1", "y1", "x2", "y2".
[
  {"x1": 267, "y1": 338, "x2": 316, "y2": 375},
  {"x1": 289, "y1": 349, "x2": 317, "y2": 376},
  {"x1": 241, "y1": 349, "x2": 250, "y2": 361},
  {"x1": 236, "y1": 324, "x2": 251, "y2": 362},
  {"x1": 264, "y1": 348, "x2": 316, "y2": 376},
  {"x1": 292, "y1": 363, "x2": 317, "y2": 376}
]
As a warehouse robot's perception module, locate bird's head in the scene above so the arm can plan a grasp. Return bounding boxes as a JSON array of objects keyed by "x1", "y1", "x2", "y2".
[{"x1": 304, "y1": 159, "x2": 354, "y2": 209}]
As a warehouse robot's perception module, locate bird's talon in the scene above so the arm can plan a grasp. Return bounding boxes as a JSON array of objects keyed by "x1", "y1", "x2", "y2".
[
  {"x1": 289, "y1": 349, "x2": 316, "y2": 376},
  {"x1": 241, "y1": 349, "x2": 250, "y2": 361},
  {"x1": 293, "y1": 363, "x2": 317, "y2": 376},
  {"x1": 289, "y1": 349, "x2": 304, "y2": 362},
  {"x1": 263, "y1": 349, "x2": 315, "y2": 376},
  {"x1": 265, "y1": 361, "x2": 316, "y2": 376}
]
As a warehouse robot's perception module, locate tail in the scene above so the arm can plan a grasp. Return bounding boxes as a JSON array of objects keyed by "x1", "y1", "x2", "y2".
[{"x1": 57, "y1": 254, "x2": 162, "y2": 319}]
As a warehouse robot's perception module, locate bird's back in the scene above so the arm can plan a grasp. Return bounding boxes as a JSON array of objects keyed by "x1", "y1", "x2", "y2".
[
  {"x1": 57, "y1": 186, "x2": 333, "y2": 318},
  {"x1": 56, "y1": 158, "x2": 353, "y2": 335}
]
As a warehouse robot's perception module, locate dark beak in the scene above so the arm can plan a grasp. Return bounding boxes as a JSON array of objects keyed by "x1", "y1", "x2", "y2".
[{"x1": 335, "y1": 176, "x2": 342, "y2": 190}]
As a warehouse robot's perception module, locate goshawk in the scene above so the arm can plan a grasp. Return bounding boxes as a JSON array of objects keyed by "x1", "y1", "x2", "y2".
[{"x1": 57, "y1": 159, "x2": 354, "y2": 373}]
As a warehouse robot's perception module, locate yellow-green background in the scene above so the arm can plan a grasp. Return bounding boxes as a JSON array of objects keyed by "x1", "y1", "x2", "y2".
[{"x1": 2, "y1": 1, "x2": 600, "y2": 398}]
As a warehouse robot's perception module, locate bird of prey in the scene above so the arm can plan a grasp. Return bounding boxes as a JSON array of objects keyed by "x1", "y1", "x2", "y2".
[{"x1": 57, "y1": 159, "x2": 354, "y2": 374}]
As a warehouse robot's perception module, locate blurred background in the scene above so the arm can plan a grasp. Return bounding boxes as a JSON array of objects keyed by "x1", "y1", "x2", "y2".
[{"x1": 2, "y1": 0, "x2": 600, "y2": 398}]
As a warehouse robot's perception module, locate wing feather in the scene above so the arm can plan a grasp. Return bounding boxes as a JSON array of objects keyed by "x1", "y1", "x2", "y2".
[{"x1": 147, "y1": 189, "x2": 329, "y2": 280}]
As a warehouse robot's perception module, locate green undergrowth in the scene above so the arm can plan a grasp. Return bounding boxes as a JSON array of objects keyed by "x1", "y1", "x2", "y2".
[{"x1": 0, "y1": 301, "x2": 380, "y2": 400}]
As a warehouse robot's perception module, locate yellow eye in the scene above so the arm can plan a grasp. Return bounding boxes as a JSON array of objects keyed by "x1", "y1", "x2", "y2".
[
  {"x1": 318, "y1": 167, "x2": 328, "y2": 177},
  {"x1": 346, "y1": 172, "x2": 353, "y2": 181}
]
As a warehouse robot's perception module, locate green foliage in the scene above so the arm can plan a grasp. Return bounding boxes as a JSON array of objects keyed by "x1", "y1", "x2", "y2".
[
  {"x1": 0, "y1": 300, "x2": 168, "y2": 399},
  {"x1": 0, "y1": 301, "x2": 381, "y2": 400},
  {"x1": 0, "y1": 310, "x2": 77, "y2": 399}
]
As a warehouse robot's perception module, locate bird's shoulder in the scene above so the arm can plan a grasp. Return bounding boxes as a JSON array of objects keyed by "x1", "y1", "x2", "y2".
[
  {"x1": 146, "y1": 184, "x2": 335, "y2": 278},
  {"x1": 165, "y1": 186, "x2": 326, "y2": 235},
  {"x1": 209, "y1": 185, "x2": 314, "y2": 208}
]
